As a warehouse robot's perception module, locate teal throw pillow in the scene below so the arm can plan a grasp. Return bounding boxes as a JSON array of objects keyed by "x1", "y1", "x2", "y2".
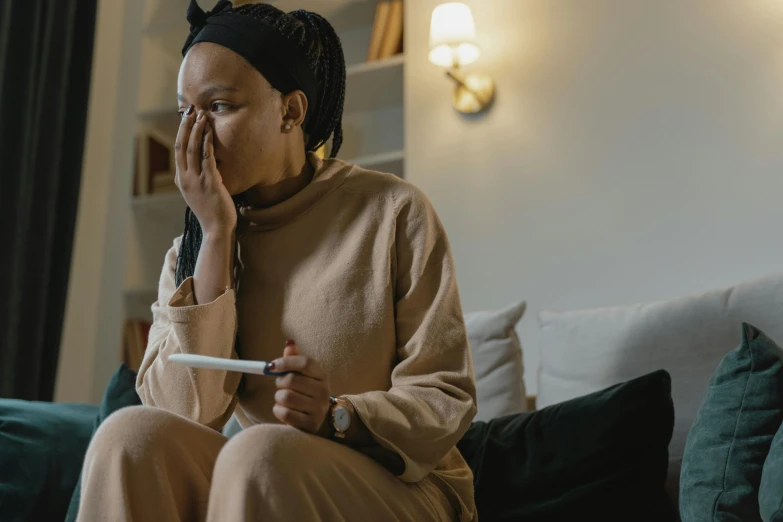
[
  {"x1": 0, "y1": 399, "x2": 98, "y2": 522},
  {"x1": 65, "y1": 363, "x2": 142, "y2": 522},
  {"x1": 680, "y1": 323, "x2": 783, "y2": 521},
  {"x1": 759, "y1": 397, "x2": 783, "y2": 520}
]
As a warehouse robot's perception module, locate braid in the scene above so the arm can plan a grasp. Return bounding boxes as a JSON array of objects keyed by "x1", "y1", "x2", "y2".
[
  {"x1": 232, "y1": 4, "x2": 346, "y2": 157},
  {"x1": 174, "y1": 208, "x2": 201, "y2": 287},
  {"x1": 175, "y1": 3, "x2": 346, "y2": 287},
  {"x1": 287, "y1": 9, "x2": 346, "y2": 156}
]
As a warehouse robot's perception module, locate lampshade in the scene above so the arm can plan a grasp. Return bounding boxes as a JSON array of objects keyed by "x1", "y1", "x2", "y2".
[{"x1": 428, "y1": 2, "x2": 481, "y2": 68}]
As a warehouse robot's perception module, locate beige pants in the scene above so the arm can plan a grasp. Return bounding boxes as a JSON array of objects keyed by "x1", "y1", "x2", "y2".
[{"x1": 76, "y1": 405, "x2": 456, "y2": 522}]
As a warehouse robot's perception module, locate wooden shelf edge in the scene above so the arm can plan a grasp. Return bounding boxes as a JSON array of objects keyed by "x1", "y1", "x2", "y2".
[
  {"x1": 347, "y1": 149, "x2": 404, "y2": 168},
  {"x1": 131, "y1": 191, "x2": 183, "y2": 208},
  {"x1": 346, "y1": 54, "x2": 404, "y2": 77}
]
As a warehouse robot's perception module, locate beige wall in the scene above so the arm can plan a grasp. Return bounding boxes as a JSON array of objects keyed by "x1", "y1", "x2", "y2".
[
  {"x1": 55, "y1": 0, "x2": 142, "y2": 404},
  {"x1": 405, "y1": 0, "x2": 783, "y2": 391},
  {"x1": 56, "y1": 0, "x2": 783, "y2": 401}
]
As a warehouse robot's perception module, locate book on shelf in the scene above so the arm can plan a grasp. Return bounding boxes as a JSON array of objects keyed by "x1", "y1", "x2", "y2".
[
  {"x1": 123, "y1": 319, "x2": 151, "y2": 372},
  {"x1": 367, "y1": 0, "x2": 403, "y2": 62},
  {"x1": 134, "y1": 126, "x2": 176, "y2": 197}
]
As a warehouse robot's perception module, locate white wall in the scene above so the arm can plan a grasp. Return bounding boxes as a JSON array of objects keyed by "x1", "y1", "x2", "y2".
[
  {"x1": 405, "y1": 0, "x2": 783, "y2": 392},
  {"x1": 55, "y1": 0, "x2": 142, "y2": 404}
]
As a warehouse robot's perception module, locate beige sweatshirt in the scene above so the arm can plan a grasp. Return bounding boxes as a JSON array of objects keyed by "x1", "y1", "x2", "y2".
[{"x1": 136, "y1": 154, "x2": 478, "y2": 521}]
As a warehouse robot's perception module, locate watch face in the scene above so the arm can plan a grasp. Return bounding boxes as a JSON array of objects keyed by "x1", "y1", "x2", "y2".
[{"x1": 334, "y1": 405, "x2": 351, "y2": 432}]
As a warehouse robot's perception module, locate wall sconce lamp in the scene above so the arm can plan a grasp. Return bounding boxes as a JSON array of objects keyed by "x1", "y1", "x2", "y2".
[{"x1": 428, "y1": 2, "x2": 495, "y2": 114}]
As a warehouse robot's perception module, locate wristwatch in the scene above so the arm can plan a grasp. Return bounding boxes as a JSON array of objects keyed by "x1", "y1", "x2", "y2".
[{"x1": 329, "y1": 396, "x2": 352, "y2": 439}]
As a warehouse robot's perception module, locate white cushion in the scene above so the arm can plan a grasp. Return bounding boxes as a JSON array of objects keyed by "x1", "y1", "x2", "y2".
[
  {"x1": 465, "y1": 301, "x2": 528, "y2": 422},
  {"x1": 536, "y1": 271, "x2": 783, "y2": 501}
]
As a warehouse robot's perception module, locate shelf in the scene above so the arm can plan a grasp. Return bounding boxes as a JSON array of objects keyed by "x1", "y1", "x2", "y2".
[
  {"x1": 346, "y1": 149, "x2": 404, "y2": 177},
  {"x1": 131, "y1": 191, "x2": 187, "y2": 226},
  {"x1": 132, "y1": 190, "x2": 183, "y2": 208},
  {"x1": 124, "y1": 286, "x2": 158, "y2": 321},
  {"x1": 348, "y1": 149, "x2": 403, "y2": 168},
  {"x1": 346, "y1": 54, "x2": 404, "y2": 76},
  {"x1": 344, "y1": 54, "x2": 404, "y2": 114}
]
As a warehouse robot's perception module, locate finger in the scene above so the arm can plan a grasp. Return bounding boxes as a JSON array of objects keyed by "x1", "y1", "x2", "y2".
[
  {"x1": 274, "y1": 389, "x2": 317, "y2": 414},
  {"x1": 175, "y1": 105, "x2": 195, "y2": 179},
  {"x1": 273, "y1": 404, "x2": 313, "y2": 430},
  {"x1": 201, "y1": 121, "x2": 218, "y2": 176},
  {"x1": 187, "y1": 110, "x2": 207, "y2": 174},
  {"x1": 270, "y1": 355, "x2": 326, "y2": 380},
  {"x1": 283, "y1": 340, "x2": 300, "y2": 358},
  {"x1": 275, "y1": 372, "x2": 325, "y2": 399}
]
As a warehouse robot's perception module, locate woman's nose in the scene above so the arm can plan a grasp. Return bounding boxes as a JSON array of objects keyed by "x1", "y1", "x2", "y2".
[{"x1": 201, "y1": 110, "x2": 215, "y2": 127}]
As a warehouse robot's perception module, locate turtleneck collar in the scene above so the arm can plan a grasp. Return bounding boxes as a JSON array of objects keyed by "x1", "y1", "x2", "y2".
[{"x1": 237, "y1": 152, "x2": 354, "y2": 232}]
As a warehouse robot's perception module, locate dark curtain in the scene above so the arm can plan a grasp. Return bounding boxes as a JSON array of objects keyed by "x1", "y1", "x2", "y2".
[{"x1": 0, "y1": 0, "x2": 98, "y2": 401}]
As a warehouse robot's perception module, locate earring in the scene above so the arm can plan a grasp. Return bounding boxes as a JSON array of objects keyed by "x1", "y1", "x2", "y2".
[{"x1": 284, "y1": 123, "x2": 292, "y2": 131}]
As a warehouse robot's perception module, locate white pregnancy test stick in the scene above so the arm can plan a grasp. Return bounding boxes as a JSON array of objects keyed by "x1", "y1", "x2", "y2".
[{"x1": 167, "y1": 353, "x2": 285, "y2": 376}]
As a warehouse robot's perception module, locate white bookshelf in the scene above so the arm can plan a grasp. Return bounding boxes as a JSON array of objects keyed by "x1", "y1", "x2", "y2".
[
  {"x1": 345, "y1": 54, "x2": 404, "y2": 113},
  {"x1": 127, "y1": 0, "x2": 405, "y2": 322},
  {"x1": 130, "y1": 191, "x2": 186, "y2": 222},
  {"x1": 125, "y1": 286, "x2": 160, "y2": 320}
]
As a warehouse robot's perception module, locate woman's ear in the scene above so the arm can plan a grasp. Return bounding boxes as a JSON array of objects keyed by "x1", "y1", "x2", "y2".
[{"x1": 281, "y1": 90, "x2": 308, "y2": 133}]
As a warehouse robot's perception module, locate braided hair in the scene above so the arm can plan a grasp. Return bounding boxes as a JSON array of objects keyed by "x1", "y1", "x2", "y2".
[{"x1": 175, "y1": 3, "x2": 346, "y2": 287}]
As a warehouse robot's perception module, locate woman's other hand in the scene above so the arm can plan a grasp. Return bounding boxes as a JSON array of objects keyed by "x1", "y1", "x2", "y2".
[
  {"x1": 269, "y1": 341, "x2": 332, "y2": 436},
  {"x1": 175, "y1": 105, "x2": 237, "y2": 236}
]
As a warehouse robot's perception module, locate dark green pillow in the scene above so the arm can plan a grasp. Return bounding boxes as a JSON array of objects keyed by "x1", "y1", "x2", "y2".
[
  {"x1": 760, "y1": 419, "x2": 783, "y2": 521},
  {"x1": 0, "y1": 399, "x2": 98, "y2": 522},
  {"x1": 456, "y1": 369, "x2": 677, "y2": 522},
  {"x1": 65, "y1": 363, "x2": 142, "y2": 522},
  {"x1": 680, "y1": 323, "x2": 783, "y2": 522}
]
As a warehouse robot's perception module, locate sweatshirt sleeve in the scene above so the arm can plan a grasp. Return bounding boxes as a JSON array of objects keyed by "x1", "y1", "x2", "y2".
[
  {"x1": 135, "y1": 236, "x2": 241, "y2": 429},
  {"x1": 344, "y1": 187, "x2": 478, "y2": 483}
]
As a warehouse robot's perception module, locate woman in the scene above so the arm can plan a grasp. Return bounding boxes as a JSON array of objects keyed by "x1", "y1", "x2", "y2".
[{"x1": 77, "y1": 1, "x2": 477, "y2": 521}]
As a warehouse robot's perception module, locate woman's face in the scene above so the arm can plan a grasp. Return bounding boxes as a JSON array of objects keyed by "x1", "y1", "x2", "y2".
[{"x1": 177, "y1": 42, "x2": 288, "y2": 195}]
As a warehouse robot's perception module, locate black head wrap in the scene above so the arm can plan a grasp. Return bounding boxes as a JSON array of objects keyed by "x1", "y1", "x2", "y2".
[{"x1": 181, "y1": 0, "x2": 319, "y2": 116}]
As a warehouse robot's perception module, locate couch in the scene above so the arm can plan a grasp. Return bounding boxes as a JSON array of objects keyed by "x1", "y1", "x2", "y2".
[
  {"x1": 535, "y1": 270, "x2": 783, "y2": 506},
  {"x1": 3, "y1": 270, "x2": 781, "y2": 521}
]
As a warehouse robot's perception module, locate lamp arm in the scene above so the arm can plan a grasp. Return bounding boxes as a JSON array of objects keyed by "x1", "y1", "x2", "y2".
[
  {"x1": 445, "y1": 69, "x2": 469, "y2": 90},
  {"x1": 446, "y1": 68, "x2": 489, "y2": 105}
]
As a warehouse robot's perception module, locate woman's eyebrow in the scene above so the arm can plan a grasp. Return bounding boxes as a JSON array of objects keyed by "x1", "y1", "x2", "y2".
[{"x1": 177, "y1": 85, "x2": 239, "y2": 102}]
